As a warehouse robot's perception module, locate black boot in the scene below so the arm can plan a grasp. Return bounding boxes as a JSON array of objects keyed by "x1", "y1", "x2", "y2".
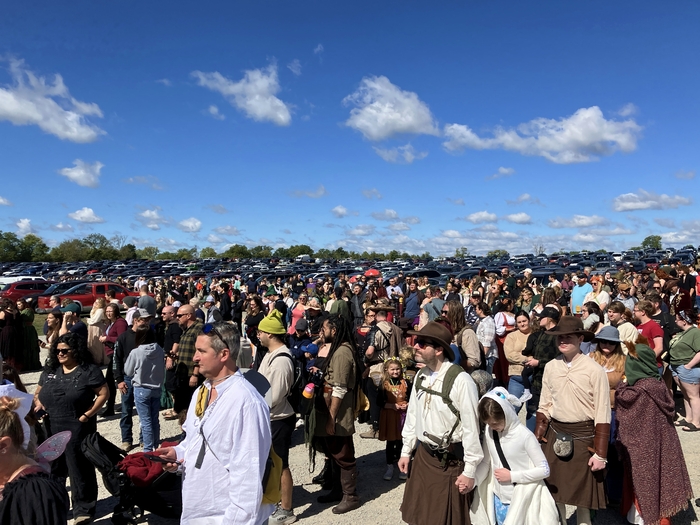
[
  {"x1": 332, "y1": 467, "x2": 361, "y2": 514},
  {"x1": 312, "y1": 459, "x2": 330, "y2": 485},
  {"x1": 317, "y1": 461, "x2": 342, "y2": 504}
]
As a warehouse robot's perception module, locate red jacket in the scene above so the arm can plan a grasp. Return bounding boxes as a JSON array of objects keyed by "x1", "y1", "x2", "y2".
[{"x1": 104, "y1": 317, "x2": 128, "y2": 357}]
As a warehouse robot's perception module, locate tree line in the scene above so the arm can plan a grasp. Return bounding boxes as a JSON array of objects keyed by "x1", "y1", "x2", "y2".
[{"x1": 0, "y1": 232, "x2": 433, "y2": 263}]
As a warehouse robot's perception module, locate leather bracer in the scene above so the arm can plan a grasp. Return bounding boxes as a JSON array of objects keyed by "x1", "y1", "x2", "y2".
[
  {"x1": 592, "y1": 423, "x2": 610, "y2": 460},
  {"x1": 534, "y1": 412, "x2": 550, "y2": 443}
]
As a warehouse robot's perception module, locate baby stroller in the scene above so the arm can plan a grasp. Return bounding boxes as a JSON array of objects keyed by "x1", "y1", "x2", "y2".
[{"x1": 81, "y1": 432, "x2": 182, "y2": 524}]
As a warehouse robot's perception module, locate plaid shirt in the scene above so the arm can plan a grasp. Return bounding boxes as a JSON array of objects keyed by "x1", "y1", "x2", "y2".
[{"x1": 178, "y1": 320, "x2": 203, "y2": 375}]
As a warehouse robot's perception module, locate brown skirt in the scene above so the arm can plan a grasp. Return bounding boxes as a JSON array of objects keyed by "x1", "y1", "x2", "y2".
[
  {"x1": 401, "y1": 444, "x2": 472, "y2": 525},
  {"x1": 542, "y1": 419, "x2": 606, "y2": 509}
]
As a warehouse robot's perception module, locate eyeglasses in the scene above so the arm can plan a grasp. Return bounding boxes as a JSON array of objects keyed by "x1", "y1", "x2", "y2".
[
  {"x1": 414, "y1": 339, "x2": 434, "y2": 348},
  {"x1": 176, "y1": 313, "x2": 189, "y2": 318},
  {"x1": 441, "y1": 310, "x2": 449, "y2": 314},
  {"x1": 203, "y1": 323, "x2": 227, "y2": 348},
  {"x1": 55, "y1": 347, "x2": 71, "y2": 355}
]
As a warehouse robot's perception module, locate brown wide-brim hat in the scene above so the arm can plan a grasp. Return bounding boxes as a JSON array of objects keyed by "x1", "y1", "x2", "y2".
[
  {"x1": 547, "y1": 316, "x2": 595, "y2": 342},
  {"x1": 617, "y1": 282, "x2": 631, "y2": 291},
  {"x1": 664, "y1": 279, "x2": 679, "y2": 292},
  {"x1": 407, "y1": 322, "x2": 455, "y2": 361}
]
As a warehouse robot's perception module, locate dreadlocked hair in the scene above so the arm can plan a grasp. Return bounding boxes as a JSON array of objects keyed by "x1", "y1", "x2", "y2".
[{"x1": 321, "y1": 314, "x2": 362, "y2": 390}]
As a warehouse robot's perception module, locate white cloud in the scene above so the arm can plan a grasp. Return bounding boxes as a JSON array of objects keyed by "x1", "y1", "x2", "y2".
[
  {"x1": 332, "y1": 205, "x2": 349, "y2": 218},
  {"x1": 503, "y1": 212, "x2": 532, "y2": 224},
  {"x1": 362, "y1": 188, "x2": 382, "y2": 200},
  {"x1": 447, "y1": 198, "x2": 465, "y2": 206},
  {"x1": 124, "y1": 175, "x2": 163, "y2": 190},
  {"x1": 618, "y1": 103, "x2": 638, "y2": 117},
  {"x1": 191, "y1": 63, "x2": 292, "y2": 126},
  {"x1": 287, "y1": 59, "x2": 302, "y2": 76},
  {"x1": 373, "y1": 143, "x2": 428, "y2": 164},
  {"x1": 206, "y1": 204, "x2": 228, "y2": 214},
  {"x1": 291, "y1": 184, "x2": 326, "y2": 198},
  {"x1": 68, "y1": 207, "x2": 105, "y2": 223},
  {"x1": 178, "y1": 217, "x2": 202, "y2": 233},
  {"x1": 389, "y1": 222, "x2": 411, "y2": 232},
  {"x1": 58, "y1": 159, "x2": 103, "y2": 188},
  {"x1": 0, "y1": 196, "x2": 11, "y2": 206},
  {"x1": 206, "y1": 234, "x2": 225, "y2": 244},
  {"x1": 548, "y1": 214, "x2": 609, "y2": 228},
  {"x1": 487, "y1": 166, "x2": 515, "y2": 180},
  {"x1": 507, "y1": 193, "x2": 542, "y2": 206},
  {"x1": 343, "y1": 76, "x2": 439, "y2": 141},
  {"x1": 16, "y1": 218, "x2": 32, "y2": 237},
  {"x1": 675, "y1": 170, "x2": 695, "y2": 180},
  {"x1": 314, "y1": 44, "x2": 324, "y2": 55},
  {"x1": 347, "y1": 224, "x2": 375, "y2": 236},
  {"x1": 404, "y1": 216, "x2": 420, "y2": 225},
  {"x1": 206, "y1": 105, "x2": 225, "y2": 120},
  {"x1": 654, "y1": 218, "x2": 676, "y2": 228},
  {"x1": 612, "y1": 189, "x2": 692, "y2": 211},
  {"x1": 136, "y1": 207, "x2": 169, "y2": 230},
  {"x1": 156, "y1": 78, "x2": 172, "y2": 87},
  {"x1": 371, "y1": 209, "x2": 400, "y2": 221},
  {"x1": 0, "y1": 58, "x2": 105, "y2": 143},
  {"x1": 466, "y1": 211, "x2": 498, "y2": 224},
  {"x1": 442, "y1": 229, "x2": 462, "y2": 238},
  {"x1": 213, "y1": 225, "x2": 240, "y2": 236},
  {"x1": 442, "y1": 106, "x2": 642, "y2": 164},
  {"x1": 50, "y1": 222, "x2": 73, "y2": 232}
]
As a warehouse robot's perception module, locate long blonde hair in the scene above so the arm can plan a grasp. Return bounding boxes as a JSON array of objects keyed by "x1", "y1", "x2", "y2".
[
  {"x1": 381, "y1": 357, "x2": 404, "y2": 385},
  {"x1": 591, "y1": 341, "x2": 626, "y2": 374}
]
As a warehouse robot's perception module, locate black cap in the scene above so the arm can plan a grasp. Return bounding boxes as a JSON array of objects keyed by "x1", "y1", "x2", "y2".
[{"x1": 537, "y1": 306, "x2": 561, "y2": 322}]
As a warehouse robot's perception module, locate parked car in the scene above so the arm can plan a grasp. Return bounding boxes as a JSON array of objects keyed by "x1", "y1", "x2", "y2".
[
  {"x1": 36, "y1": 282, "x2": 139, "y2": 313},
  {"x1": 0, "y1": 280, "x2": 55, "y2": 303},
  {"x1": 23, "y1": 280, "x2": 91, "y2": 310}
]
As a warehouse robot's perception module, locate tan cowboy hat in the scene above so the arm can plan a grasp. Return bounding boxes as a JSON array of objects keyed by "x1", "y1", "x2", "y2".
[
  {"x1": 305, "y1": 298, "x2": 322, "y2": 310},
  {"x1": 547, "y1": 316, "x2": 594, "y2": 342},
  {"x1": 407, "y1": 322, "x2": 455, "y2": 361}
]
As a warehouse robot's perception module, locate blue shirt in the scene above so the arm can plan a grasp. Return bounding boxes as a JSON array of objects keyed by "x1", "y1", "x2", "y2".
[{"x1": 571, "y1": 283, "x2": 593, "y2": 314}]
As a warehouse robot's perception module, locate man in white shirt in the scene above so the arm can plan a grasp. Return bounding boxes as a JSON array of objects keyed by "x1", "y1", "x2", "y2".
[
  {"x1": 155, "y1": 322, "x2": 273, "y2": 525},
  {"x1": 385, "y1": 277, "x2": 403, "y2": 300},
  {"x1": 398, "y1": 321, "x2": 482, "y2": 525}
]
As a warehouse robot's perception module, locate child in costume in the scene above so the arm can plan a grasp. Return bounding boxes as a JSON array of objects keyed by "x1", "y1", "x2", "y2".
[
  {"x1": 377, "y1": 357, "x2": 411, "y2": 481},
  {"x1": 472, "y1": 387, "x2": 558, "y2": 525}
]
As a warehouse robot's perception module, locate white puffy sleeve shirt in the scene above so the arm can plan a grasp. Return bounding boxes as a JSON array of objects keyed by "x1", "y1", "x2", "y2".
[
  {"x1": 175, "y1": 372, "x2": 273, "y2": 525},
  {"x1": 401, "y1": 362, "x2": 483, "y2": 478}
]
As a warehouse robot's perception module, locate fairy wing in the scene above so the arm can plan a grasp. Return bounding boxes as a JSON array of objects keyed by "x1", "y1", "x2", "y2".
[{"x1": 35, "y1": 431, "x2": 72, "y2": 469}]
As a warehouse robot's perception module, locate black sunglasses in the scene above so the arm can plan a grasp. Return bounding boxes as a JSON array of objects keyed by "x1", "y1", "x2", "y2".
[
  {"x1": 414, "y1": 338, "x2": 434, "y2": 348},
  {"x1": 203, "y1": 323, "x2": 226, "y2": 348},
  {"x1": 55, "y1": 347, "x2": 71, "y2": 355},
  {"x1": 176, "y1": 313, "x2": 189, "y2": 318}
]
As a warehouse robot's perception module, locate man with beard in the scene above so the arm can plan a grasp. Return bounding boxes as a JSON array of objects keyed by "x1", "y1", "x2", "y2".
[
  {"x1": 398, "y1": 322, "x2": 482, "y2": 525},
  {"x1": 314, "y1": 315, "x2": 362, "y2": 514}
]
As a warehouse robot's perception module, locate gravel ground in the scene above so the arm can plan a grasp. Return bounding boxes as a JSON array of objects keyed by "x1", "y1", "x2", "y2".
[{"x1": 19, "y1": 345, "x2": 700, "y2": 525}]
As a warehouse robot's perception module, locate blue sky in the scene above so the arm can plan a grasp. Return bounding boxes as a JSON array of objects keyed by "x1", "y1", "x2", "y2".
[{"x1": 1, "y1": 1, "x2": 698, "y2": 256}]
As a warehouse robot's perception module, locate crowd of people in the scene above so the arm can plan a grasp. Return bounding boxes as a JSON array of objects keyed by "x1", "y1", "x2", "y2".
[{"x1": 0, "y1": 260, "x2": 699, "y2": 524}]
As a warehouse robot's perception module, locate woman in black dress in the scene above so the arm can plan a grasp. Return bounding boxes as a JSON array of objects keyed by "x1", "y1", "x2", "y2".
[
  {"x1": 0, "y1": 298, "x2": 23, "y2": 371},
  {"x1": 33, "y1": 333, "x2": 109, "y2": 524},
  {"x1": 0, "y1": 395, "x2": 70, "y2": 525}
]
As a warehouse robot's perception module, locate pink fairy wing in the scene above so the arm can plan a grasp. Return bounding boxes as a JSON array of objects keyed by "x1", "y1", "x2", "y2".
[{"x1": 36, "y1": 431, "x2": 72, "y2": 468}]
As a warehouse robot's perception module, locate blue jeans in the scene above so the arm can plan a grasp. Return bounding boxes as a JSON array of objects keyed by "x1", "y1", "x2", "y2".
[
  {"x1": 507, "y1": 375, "x2": 525, "y2": 414},
  {"x1": 119, "y1": 376, "x2": 134, "y2": 444},
  {"x1": 134, "y1": 386, "x2": 161, "y2": 452}
]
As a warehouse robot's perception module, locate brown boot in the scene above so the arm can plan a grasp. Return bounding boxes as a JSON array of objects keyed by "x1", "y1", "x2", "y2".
[
  {"x1": 332, "y1": 467, "x2": 361, "y2": 514},
  {"x1": 317, "y1": 461, "x2": 342, "y2": 504}
]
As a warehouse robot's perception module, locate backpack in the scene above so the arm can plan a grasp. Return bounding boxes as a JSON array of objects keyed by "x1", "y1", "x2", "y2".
[
  {"x1": 374, "y1": 321, "x2": 403, "y2": 361},
  {"x1": 81, "y1": 432, "x2": 127, "y2": 496},
  {"x1": 413, "y1": 364, "x2": 465, "y2": 448},
  {"x1": 268, "y1": 351, "x2": 304, "y2": 415}
]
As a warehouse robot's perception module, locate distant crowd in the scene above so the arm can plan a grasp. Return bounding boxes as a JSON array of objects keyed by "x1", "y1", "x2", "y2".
[{"x1": 0, "y1": 260, "x2": 698, "y2": 524}]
